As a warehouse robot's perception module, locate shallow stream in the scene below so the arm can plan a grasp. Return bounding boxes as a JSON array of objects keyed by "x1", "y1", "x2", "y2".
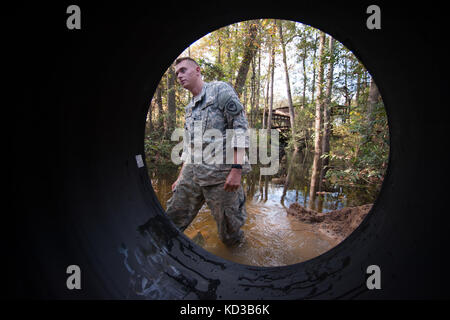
[{"x1": 149, "y1": 150, "x2": 378, "y2": 266}]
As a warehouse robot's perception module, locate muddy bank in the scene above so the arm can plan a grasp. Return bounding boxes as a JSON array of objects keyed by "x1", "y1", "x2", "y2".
[{"x1": 286, "y1": 203, "x2": 373, "y2": 242}]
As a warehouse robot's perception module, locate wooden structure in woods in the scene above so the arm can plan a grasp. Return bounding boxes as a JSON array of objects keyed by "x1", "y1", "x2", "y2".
[
  {"x1": 260, "y1": 104, "x2": 350, "y2": 144},
  {"x1": 263, "y1": 104, "x2": 351, "y2": 128},
  {"x1": 260, "y1": 106, "x2": 293, "y2": 146},
  {"x1": 270, "y1": 106, "x2": 291, "y2": 130},
  {"x1": 262, "y1": 106, "x2": 291, "y2": 132}
]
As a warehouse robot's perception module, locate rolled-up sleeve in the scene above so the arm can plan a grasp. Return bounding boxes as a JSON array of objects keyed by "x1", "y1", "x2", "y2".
[{"x1": 231, "y1": 117, "x2": 249, "y2": 149}]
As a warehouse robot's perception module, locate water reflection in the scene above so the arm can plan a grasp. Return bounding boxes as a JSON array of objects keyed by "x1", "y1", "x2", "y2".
[{"x1": 149, "y1": 150, "x2": 378, "y2": 266}]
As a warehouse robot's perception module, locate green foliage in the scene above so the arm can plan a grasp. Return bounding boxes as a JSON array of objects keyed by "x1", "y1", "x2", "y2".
[
  {"x1": 197, "y1": 58, "x2": 227, "y2": 82},
  {"x1": 291, "y1": 104, "x2": 314, "y2": 148},
  {"x1": 144, "y1": 130, "x2": 179, "y2": 171},
  {"x1": 144, "y1": 18, "x2": 389, "y2": 196},
  {"x1": 324, "y1": 100, "x2": 389, "y2": 188}
]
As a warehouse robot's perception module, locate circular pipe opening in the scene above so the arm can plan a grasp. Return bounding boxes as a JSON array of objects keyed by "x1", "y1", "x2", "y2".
[
  {"x1": 144, "y1": 19, "x2": 389, "y2": 270},
  {"x1": 127, "y1": 13, "x2": 394, "y2": 299},
  {"x1": 12, "y1": 3, "x2": 445, "y2": 300}
]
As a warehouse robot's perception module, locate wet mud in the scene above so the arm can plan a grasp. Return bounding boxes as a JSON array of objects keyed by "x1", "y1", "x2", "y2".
[{"x1": 287, "y1": 203, "x2": 373, "y2": 243}]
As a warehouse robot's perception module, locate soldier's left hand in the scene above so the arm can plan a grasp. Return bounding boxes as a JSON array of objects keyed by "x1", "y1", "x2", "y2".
[{"x1": 224, "y1": 169, "x2": 242, "y2": 192}]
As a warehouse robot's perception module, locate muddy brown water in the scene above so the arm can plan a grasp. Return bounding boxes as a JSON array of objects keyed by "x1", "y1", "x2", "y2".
[
  {"x1": 149, "y1": 151, "x2": 378, "y2": 267},
  {"x1": 184, "y1": 195, "x2": 339, "y2": 267}
]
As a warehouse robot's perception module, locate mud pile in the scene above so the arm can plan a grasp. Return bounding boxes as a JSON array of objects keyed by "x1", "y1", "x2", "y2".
[{"x1": 286, "y1": 203, "x2": 373, "y2": 242}]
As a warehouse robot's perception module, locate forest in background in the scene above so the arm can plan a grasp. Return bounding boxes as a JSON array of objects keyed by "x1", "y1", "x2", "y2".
[{"x1": 144, "y1": 19, "x2": 389, "y2": 204}]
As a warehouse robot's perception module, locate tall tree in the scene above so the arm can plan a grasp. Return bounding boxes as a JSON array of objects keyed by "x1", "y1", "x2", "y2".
[
  {"x1": 255, "y1": 45, "x2": 261, "y2": 127},
  {"x1": 310, "y1": 32, "x2": 319, "y2": 105},
  {"x1": 319, "y1": 36, "x2": 335, "y2": 191},
  {"x1": 301, "y1": 34, "x2": 308, "y2": 109},
  {"x1": 341, "y1": 53, "x2": 355, "y2": 122},
  {"x1": 234, "y1": 22, "x2": 259, "y2": 97},
  {"x1": 267, "y1": 29, "x2": 276, "y2": 135},
  {"x1": 146, "y1": 101, "x2": 153, "y2": 132},
  {"x1": 308, "y1": 31, "x2": 326, "y2": 209},
  {"x1": 243, "y1": 84, "x2": 248, "y2": 110},
  {"x1": 278, "y1": 20, "x2": 298, "y2": 151},
  {"x1": 166, "y1": 65, "x2": 176, "y2": 138},
  {"x1": 249, "y1": 55, "x2": 256, "y2": 126},
  {"x1": 356, "y1": 69, "x2": 361, "y2": 105},
  {"x1": 262, "y1": 55, "x2": 271, "y2": 129},
  {"x1": 156, "y1": 82, "x2": 164, "y2": 131},
  {"x1": 296, "y1": 24, "x2": 313, "y2": 109},
  {"x1": 366, "y1": 77, "x2": 380, "y2": 132},
  {"x1": 217, "y1": 37, "x2": 222, "y2": 65}
]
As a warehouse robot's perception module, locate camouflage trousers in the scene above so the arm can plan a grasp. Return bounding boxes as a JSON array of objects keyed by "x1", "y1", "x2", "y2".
[{"x1": 165, "y1": 166, "x2": 247, "y2": 247}]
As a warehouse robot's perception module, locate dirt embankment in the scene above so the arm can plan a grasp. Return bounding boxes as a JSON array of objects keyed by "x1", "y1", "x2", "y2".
[{"x1": 286, "y1": 203, "x2": 373, "y2": 242}]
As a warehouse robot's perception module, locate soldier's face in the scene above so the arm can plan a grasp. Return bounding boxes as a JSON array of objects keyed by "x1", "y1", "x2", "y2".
[{"x1": 175, "y1": 60, "x2": 200, "y2": 91}]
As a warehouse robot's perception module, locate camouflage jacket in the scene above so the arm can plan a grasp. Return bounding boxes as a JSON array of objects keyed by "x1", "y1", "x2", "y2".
[{"x1": 181, "y1": 81, "x2": 251, "y2": 186}]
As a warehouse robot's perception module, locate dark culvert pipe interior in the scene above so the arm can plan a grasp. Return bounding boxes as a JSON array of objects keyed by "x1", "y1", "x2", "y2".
[{"x1": 6, "y1": 2, "x2": 449, "y2": 300}]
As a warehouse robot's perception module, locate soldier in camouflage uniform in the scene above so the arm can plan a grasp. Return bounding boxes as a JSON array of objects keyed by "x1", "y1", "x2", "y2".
[{"x1": 166, "y1": 57, "x2": 250, "y2": 247}]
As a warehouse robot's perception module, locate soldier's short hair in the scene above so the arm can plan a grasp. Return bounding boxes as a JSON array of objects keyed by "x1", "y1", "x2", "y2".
[{"x1": 175, "y1": 57, "x2": 200, "y2": 68}]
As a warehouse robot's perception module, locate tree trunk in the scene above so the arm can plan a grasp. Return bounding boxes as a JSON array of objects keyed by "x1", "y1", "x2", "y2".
[
  {"x1": 356, "y1": 71, "x2": 361, "y2": 106},
  {"x1": 366, "y1": 78, "x2": 380, "y2": 132},
  {"x1": 278, "y1": 20, "x2": 298, "y2": 151},
  {"x1": 308, "y1": 31, "x2": 326, "y2": 209},
  {"x1": 311, "y1": 32, "x2": 318, "y2": 106},
  {"x1": 267, "y1": 41, "x2": 275, "y2": 135},
  {"x1": 302, "y1": 43, "x2": 307, "y2": 109},
  {"x1": 342, "y1": 58, "x2": 349, "y2": 123},
  {"x1": 319, "y1": 37, "x2": 335, "y2": 191},
  {"x1": 166, "y1": 66, "x2": 176, "y2": 138},
  {"x1": 234, "y1": 22, "x2": 258, "y2": 97},
  {"x1": 262, "y1": 57, "x2": 271, "y2": 129},
  {"x1": 156, "y1": 82, "x2": 164, "y2": 131},
  {"x1": 255, "y1": 45, "x2": 261, "y2": 127},
  {"x1": 249, "y1": 55, "x2": 256, "y2": 125},
  {"x1": 217, "y1": 38, "x2": 221, "y2": 65},
  {"x1": 226, "y1": 26, "x2": 232, "y2": 83},
  {"x1": 146, "y1": 101, "x2": 153, "y2": 132},
  {"x1": 243, "y1": 85, "x2": 247, "y2": 111}
]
